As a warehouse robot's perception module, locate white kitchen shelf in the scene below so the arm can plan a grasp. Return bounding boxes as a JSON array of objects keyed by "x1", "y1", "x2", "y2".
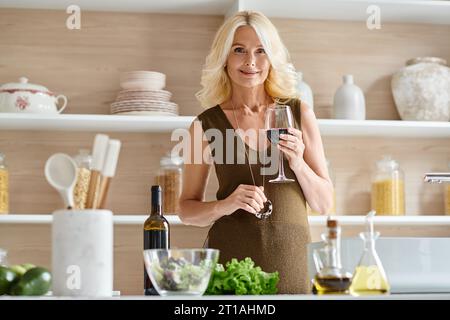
[
  {"x1": 1, "y1": 214, "x2": 450, "y2": 227},
  {"x1": 0, "y1": 113, "x2": 195, "y2": 133},
  {"x1": 1, "y1": 113, "x2": 449, "y2": 137},
  {"x1": 1, "y1": 0, "x2": 449, "y2": 25}
]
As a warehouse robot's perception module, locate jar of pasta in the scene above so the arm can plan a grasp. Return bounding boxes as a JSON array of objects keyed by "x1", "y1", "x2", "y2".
[
  {"x1": 0, "y1": 152, "x2": 9, "y2": 215},
  {"x1": 155, "y1": 153, "x2": 183, "y2": 215},
  {"x1": 371, "y1": 155, "x2": 405, "y2": 216},
  {"x1": 308, "y1": 159, "x2": 336, "y2": 215},
  {"x1": 73, "y1": 149, "x2": 92, "y2": 210}
]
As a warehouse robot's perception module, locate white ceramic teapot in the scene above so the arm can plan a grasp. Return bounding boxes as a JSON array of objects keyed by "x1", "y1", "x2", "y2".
[{"x1": 0, "y1": 77, "x2": 67, "y2": 114}]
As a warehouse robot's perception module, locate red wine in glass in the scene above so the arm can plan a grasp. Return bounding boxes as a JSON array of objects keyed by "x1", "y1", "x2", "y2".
[{"x1": 266, "y1": 128, "x2": 289, "y2": 145}]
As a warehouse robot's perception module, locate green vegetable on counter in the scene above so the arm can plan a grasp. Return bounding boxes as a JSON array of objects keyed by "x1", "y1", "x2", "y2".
[
  {"x1": 205, "y1": 257, "x2": 279, "y2": 295},
  {"x1": 0, "y1": 266, "x2": 19, "y2": 295},
  {"x1": 10, "y1": 267, "x2": 52, "y2": 296}
]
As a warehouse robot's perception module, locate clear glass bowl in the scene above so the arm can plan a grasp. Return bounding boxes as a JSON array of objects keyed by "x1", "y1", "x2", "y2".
[{"x1": 143, "y1": 249, "x2": 219, "y2": 296}]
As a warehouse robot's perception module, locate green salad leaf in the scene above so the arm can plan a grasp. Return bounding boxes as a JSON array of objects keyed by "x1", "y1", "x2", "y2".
[{"x1": 205, "y1": 257, "x2": 279, "y2": 295}]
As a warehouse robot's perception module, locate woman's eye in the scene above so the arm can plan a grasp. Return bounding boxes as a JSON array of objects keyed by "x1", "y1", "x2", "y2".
[
  {"x1": 257, "y1": 48, "x2": 266, "y2": 54},
  {"x1": 233, "y1": 47, "x2": 245, "y2": 53}
]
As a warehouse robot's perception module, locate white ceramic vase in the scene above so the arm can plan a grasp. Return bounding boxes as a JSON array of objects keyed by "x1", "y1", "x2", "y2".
[
  {"x1": 391, "y1": 57, "x2": 450, "y2": 121},
  {"x1": 296, "y1": 72, "x2": 314, "y2": 110},
  {"x1": 52, "y1": 209, "x2": 113, "y2": 297},
  {"x1": 333, "y1": 75, "x2": 366, "y2": 120}
]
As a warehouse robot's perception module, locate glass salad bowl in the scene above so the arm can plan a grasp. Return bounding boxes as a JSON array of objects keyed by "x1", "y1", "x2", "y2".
[{"x1": 143, "y1": 249, "x2": 219, "y2": 296}]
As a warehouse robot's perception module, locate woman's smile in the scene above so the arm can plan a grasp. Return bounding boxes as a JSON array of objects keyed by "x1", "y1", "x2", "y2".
[{"x1": 239, "y1": 69, "x2": 261, "y2": 77}]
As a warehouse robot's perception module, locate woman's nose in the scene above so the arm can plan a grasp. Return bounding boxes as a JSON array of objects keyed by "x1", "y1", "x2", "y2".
[{"x1": 245, "y1": 54, "x2": 256, "y2": 67}]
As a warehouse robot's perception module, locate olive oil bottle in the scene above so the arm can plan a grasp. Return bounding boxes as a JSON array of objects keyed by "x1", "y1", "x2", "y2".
[{"x1": 144, "y1": 185, "x2": 170, "y2": 295}]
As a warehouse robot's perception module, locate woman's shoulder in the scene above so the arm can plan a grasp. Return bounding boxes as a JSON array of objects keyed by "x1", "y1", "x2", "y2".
[{"x1": 196, "y1": 104, "x2": 221, "y2": 121}]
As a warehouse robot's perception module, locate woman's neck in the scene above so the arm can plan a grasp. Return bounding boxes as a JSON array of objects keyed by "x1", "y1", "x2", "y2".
[{"x1": 230, "y1": 84, "x2": 273, "y2": 114}]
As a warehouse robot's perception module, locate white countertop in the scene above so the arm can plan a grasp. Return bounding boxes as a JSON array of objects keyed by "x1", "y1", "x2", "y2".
[{"x1": 1, "y1": 293, "x2": 450, "y2": 300}]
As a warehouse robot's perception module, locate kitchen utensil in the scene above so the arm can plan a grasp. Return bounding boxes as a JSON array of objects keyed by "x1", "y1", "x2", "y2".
[
  {"x1": 52, "y1": 209, "x2": 113, "y2": 297},
  {"x1": 97, "y1": 139, "x2": 122, "y2": 209},
  {"x1": 85, "y1": 134, "x2": 109, "y2": 209},
  {"x1": 143, "y1": 248, "x2": 219, "y2": 296},
  {"x1": 0, "y1": 77, "x2": 67, "y2": 114},
  {"x1": 45, "y1": 153, "x2": 78, "y2": 209}
]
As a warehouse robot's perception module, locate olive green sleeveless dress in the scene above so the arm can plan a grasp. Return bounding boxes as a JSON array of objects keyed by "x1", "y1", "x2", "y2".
[{"x1": 197, "y1": 99, "x2": 311, "y2": 294}]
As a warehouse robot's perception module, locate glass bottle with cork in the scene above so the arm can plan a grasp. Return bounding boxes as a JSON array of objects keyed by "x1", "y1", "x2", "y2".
[
  {"x1": 0, "y1": 152, "x2": 9, "y2": 215},
  {"x1": 143, "y1": 185, "x2": 170, "y2": 295},
  {"x1": 371, "y1": 155, "x2": 405, "y2": 216},
  {"x1": 313, "y1": 218, "x2": 352, "y2": 294}
]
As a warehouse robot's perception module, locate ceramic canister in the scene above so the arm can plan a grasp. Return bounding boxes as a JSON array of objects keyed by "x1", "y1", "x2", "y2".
[{"x1": 52, "y1": 209, "x2": 113, "y2": 297}]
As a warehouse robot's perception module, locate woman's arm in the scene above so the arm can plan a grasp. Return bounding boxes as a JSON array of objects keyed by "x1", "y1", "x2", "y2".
[
  {"x1": 178, "y1": 121, "x2": 267, "y2": 227},
  {"x1": 278, "y1": 101, "x2": 334, "y2": 215}
]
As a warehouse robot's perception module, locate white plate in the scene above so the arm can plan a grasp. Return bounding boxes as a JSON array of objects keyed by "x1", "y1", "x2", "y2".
[{"x1": 112, "y1": 111, "x2": 178, "y2": 116}]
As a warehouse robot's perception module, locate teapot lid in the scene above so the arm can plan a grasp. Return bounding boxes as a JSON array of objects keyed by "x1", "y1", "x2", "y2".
[{"x1": 0, "y1": 77, "x2": 53, "y2": 94}]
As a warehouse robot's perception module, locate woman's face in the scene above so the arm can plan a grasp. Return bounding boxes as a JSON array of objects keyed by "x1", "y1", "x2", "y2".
[{"x1": 226, "y1": 26, "x2": 271, "y2": 89}]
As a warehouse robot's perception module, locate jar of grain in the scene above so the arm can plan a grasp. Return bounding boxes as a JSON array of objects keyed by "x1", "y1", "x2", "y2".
[
  {"x1": 371, "y1": 155, "x2": 405, "y2": 216},
  {"x1": 155, "y1": 153, "x2": 183, "y2": 215},
  {"x1": 73, "y1": 149, "x2": 92, "y2": 210},
  {"x1": 0, "y1": 153, "x2": 9, "y2": 214}
]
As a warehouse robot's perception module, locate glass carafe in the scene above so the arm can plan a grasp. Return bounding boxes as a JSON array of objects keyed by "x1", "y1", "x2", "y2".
[
  {"x1": 313, "y1": 220, "x2": 352, "y2": 294},
  {"x1": 349, "y1": 231, "x2": 390, "y2": 296},
  {"x1": 371, "y1": 155, "x2": 405, "y2": 215}
]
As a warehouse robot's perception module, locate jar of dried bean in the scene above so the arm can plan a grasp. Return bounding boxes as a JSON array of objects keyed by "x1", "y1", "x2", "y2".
[{"x1": 371, "y1": 155, "x2": 405, "y2": 216}]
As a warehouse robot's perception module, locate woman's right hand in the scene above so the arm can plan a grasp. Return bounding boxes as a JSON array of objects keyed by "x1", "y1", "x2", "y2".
[{"x1": 220, "y1": 184, "x2": 268, "y2": 216}]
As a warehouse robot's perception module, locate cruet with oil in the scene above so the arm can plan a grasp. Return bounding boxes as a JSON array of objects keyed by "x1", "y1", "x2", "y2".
[
  {"x1": 313, "y1": 218, "x2": 352, "y2": 294},
  {"x1": 349, "y1": 210, "x2": 390, "y2": 296}
]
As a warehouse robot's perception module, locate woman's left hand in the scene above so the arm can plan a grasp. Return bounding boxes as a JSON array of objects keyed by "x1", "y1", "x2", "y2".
[{"x1": 278, "y1": 127, "x2": 305, "y2": 170}]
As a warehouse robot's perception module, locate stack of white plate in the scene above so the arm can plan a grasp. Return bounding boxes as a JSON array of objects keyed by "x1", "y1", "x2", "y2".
[{"x1": 111, "y1": 71, "x2": 178, "y2": 116}]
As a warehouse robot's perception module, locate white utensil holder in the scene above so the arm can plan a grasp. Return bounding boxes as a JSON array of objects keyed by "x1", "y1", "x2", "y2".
[{"x1": 52, "y1": 209, "x2": 113, "y2": 297}]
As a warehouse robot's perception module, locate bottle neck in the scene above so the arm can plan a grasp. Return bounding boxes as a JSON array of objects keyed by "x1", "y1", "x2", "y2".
[{"x1": 150, "y1": 187, "x2": 163, "y2": 216}]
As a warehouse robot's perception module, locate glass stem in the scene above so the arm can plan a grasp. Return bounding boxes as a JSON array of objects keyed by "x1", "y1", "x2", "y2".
[{"x1": 278, "y1": 151, "x2": 286, "y2": 178}]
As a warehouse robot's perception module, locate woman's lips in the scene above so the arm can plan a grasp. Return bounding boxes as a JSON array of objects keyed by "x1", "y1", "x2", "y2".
[{"x1": 240, "y1": 70, "x2": 260, "y2": 77}]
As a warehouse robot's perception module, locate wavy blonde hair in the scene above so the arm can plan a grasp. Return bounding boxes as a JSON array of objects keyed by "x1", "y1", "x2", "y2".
[{"x1": 196, "y1": 11, "x2": 299, "y2": 108}]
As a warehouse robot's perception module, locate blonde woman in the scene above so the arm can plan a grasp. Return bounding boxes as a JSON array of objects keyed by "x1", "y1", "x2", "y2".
[{"x1": 179, "y1": 11, "x2": 334, "y2": 294}]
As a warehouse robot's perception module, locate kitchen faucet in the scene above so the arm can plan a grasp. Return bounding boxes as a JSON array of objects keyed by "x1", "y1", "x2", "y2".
[{"x1": 424, "y1": 173, "x2": 450, "y2": 183}]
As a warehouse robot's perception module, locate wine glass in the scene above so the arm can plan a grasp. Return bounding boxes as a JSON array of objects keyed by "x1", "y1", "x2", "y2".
[{"x1": 265, "y1": 104, "x2": 295, "y2": 183}]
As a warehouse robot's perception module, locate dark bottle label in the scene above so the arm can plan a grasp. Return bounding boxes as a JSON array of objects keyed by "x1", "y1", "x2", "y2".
[{"x1": 144, "y1": 229, "x2": 169, "y2": 295}]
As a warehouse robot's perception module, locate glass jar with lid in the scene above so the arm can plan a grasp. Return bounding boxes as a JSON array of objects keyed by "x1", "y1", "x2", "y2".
[
  {"x1": 309, "y1": 159, "x2": 336, "y2": 215},
  {"x1": 0, "y1": 152, "x2": 9, "y2": 215},
  {"x1": 155, "y1": 153, "x2": 183, "y2": 215},
  {"x1": 73, "y1": 149, "x2": 92, "y2": 210},
  {"x1": 371, "y1": 155, "x2": 405, "y2": 216}
]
